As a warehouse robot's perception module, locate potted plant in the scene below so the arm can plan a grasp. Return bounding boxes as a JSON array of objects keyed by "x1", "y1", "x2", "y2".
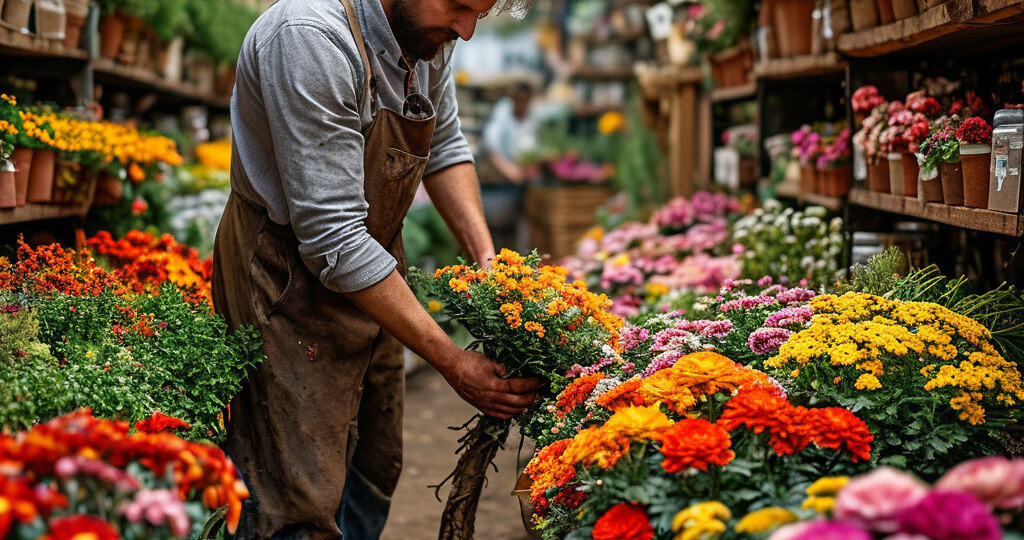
[
  {"x1": 898, "y1": 94, "x2": 942, "y2": 198},
  {"x1": 11, "y1": 106, "x2": 58, "y2": 204},
  {"x1": 145, "y1": 0, "x2": 192, "y2": 81},
  {"x1": 852, "y1": 85, "x2": 886, "y2": 127},
  {"x1": 881, "y1": 100, "x2": 909, "y2": 196},
  {"x1": 854, "y1": 102, "x2": 890, "y2": 192},
  {"x1": 765, "y1": 0, "x2": 818, "y2": 57},
  {"x1": 0, "y1": 141, "x2": 15, "y2": 209},
  {"x1": 918, "y1": 118, "x2": 961, "y2": 204},
  {"x1": 118, "y1": 0, "x2": 157, "y2": 66},
  {"x1": 688, "y1": 0, "x2": 755, "y2": 88},
  {"x1": 817, "y1": 126, "x2": 852, "y2": 197},
  {"x1": 956, "y1": 116, "x2": 993, "y2": 208},
  {"x1": 792, "y1": 124, "x2": 821, "y2": 194},
  {"x1": 0, "y1": 93, "x2": 30, "y2": 206}
]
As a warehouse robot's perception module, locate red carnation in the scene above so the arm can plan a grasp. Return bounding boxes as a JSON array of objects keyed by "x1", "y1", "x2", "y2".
[
  {"x1": 43, "y1": 515, "x2": 120, "y2": 540},
  {"x1": 134, "y1": 412, "x2": 191, "y2": 433},
  {"x1": 593, "y1": 504, "x2": 654, "y2": 540},
  {"x1": 910, "y1": 97, "x2": 942, "y2": 118},
  {"x1": 956, "y1": 117, "x2": 993, "y2": 145}
]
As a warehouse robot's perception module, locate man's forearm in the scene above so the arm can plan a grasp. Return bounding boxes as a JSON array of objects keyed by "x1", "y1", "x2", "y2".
[{"x1": 422, "y1": 162, "x2": 495, "y2": 264}]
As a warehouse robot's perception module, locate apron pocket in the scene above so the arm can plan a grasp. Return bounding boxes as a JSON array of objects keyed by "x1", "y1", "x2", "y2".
[
  {"x1": 249, "y1": 222, "x2": 297, "y2": 319},
  {"x1": 369, "y1": 147, "x2": 430, "y2": 244}
]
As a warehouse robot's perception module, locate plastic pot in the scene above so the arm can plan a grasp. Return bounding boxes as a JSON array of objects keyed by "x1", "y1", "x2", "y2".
[
  {"x1": 939, "y1": 161, "x2": 964, "y2": 205},
  {"x1": 960, "y1": 144, "x2": 991, "y2": 208},
  {"x1": 867, "y1": 159, "x2": 890, "y2": 192},
  {"x1": 10, "y1": 147, "x2": 32, "y2": 206},
  {"x1": 26, "y1": 148, "x2": 55, "y2": 203},
  {"x1": 772, "y1": 0, "x2": 817, "y2": 57},
  {"x1": 900, "y1": 152, "x2": 919, "y2": 197},
  {"x1": 887, "y1": 153, "x2": 905, "y2": 196},
  {"x1": 99, "y1": 15, "x2": 127, "y2": 60},
  {"x1": 2, "y1": 0, "x2": 33, "y2": 32}
]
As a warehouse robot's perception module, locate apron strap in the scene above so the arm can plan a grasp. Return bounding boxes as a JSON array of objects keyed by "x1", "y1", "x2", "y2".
[{"x1": 339, "y1": 0, "x2": 377, "y2": 113}]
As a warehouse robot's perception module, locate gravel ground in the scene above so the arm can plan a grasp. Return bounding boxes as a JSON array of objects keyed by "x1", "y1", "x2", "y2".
[{"x1": 381, "y1": 366, "x2": 536, "y2": 540}]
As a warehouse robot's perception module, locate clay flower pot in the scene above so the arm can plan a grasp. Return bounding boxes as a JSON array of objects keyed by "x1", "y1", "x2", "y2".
[
  {"x1": 26, "y1": 148, "x2": 55, "y2": 203},
  {"x1": 0, "y1": 164, "x2": 16, "y2": 209},
  {"x1": 826, "y1": 166, "x2": 851, "y2": 197},
  {"x1": 91, "y1": 169, "x2": 124, "y2": 207},
  {"x1": 849, "y1": 0, "x2": 880, "y2": 30},
  {"x1": 891, "y1": 0, "x2": 918, "y2": 19},
  {"x1": 887, "y1": 153, "x2": 905, "y2": 196},
  {"x1": 800, "y1": 165, "x2": 816, "y2": 194},
  {"x1": 900, "y1": 152, "x2": 919, "y2": 198},
  {"x1": 867, "y1": 159, "x2": 890, "y2": 192},
  {"x1": 815, "y1": 168, "x2": 828, "y2": 194},
  {"x1": 99, "y1": 14, "x2": 127, "y2": 60},
  {"x1": 10, "y1": 147, "x2": 32, "y2": 206},
  {"x1": 939, "y1": 161, "x2": 964, "y2": 205},
  {"x1": 919, "y1": 164, "x2": 943, "y2": 203},
  {"x1": 2, "y1": 0, "x2": 33, "y2": 32},
  {"x1": 772, "y1": 0, "x2": 817, "y2": 57},
  {"x1": 960, "y1": 144, "x2": 991, "y2": 208}
]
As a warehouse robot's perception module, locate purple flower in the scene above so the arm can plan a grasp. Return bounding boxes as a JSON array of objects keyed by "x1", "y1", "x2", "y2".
[
  {"x1": 764, "y1": 306, "x2": 814, "y2": 328},
  {"x1": 748, "y1": 327, "x2": 793, "y2": 355},
  {"x1": 834, "y1": 467, "x2": 929, "y2": 533},
  {"x1": 643, "y1": 350, "x2": 684, "y2": 377},
  {"x1": 897, "y1": 491, "x2": 1002, "y2": 540},
  {"x1": 618, "y1": 327, "x2": 650, "y2": 352}
]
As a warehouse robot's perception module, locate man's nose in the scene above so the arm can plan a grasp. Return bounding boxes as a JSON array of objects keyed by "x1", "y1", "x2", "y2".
[{"x1": 452, "y1": 12, "x2": 480, "y2": 41}]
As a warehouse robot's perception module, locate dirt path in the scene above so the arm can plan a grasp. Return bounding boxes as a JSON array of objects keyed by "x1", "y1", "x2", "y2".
[{"x1": 381, "y1": 366, "x2": 536, "y2": 540}]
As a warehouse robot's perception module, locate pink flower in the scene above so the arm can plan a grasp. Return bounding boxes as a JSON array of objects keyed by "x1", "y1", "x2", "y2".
[
  {"x1": 764, "y1": 306, "x2": 813, "y2": 328},
  {"x1": 833, "y1": 467, "x2": 929, "y2": 533},
  {"x1": 935, "y1": 456, "x2": 1024, "y2": 510},
  {"x1": 748, "y1": 327, "x2": 793, "y2": 355},
  {"x1": 896, "y1": 491, "x2": 1001, "y2": 540}
]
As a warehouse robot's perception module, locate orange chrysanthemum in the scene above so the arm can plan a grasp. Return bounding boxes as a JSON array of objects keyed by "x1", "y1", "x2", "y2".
[
  {"x1": 555, "y1": 373, "x2": 605, "y2": 417},
  {"x1": 595, "y1": 379, "x2": 647, "y2": 411},
  {"x1": 638, "y1": 370, "x2": 698, "y2": 414},
  {"x1": 561, "y1": 406, "x2": 673, "y2": 469},
  {"x1": 668, "y1": 352, "x2": 772, "y2": 399},
  {"x1": 655, "y1": 419, "x2": 735, "y2": 473},
  {"x1": 524, "y1": 439, "x2": 578, "y2": 514},
  {"x1": 807, "y1": 407, "x2": 874, "y2": 462}
]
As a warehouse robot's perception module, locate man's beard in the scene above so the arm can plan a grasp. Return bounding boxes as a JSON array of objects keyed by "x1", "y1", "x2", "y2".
[{"x1": 391, "y1": 0, "x2": 459, "y2": 61}]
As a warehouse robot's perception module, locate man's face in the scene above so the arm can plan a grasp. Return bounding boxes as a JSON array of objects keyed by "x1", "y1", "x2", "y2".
[{"x1": 391, "y1": 0, "x2": 497, "y2": 61}]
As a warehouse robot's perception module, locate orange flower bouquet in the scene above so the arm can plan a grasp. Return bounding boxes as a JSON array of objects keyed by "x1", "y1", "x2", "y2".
[
  {"x1": 414, "y1": 249, "x2": 623, "y2": 539},
  {"x1": 0, "y1": 409, "x2": 249, "y2": 539}
]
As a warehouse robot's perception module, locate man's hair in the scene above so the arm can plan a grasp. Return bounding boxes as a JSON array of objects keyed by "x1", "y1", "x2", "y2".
[{"x1": 492, "y1": 0, "x2": 534, "y2": 19}]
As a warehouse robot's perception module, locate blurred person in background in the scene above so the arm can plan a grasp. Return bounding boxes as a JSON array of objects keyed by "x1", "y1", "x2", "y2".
[
  {"x1": 212, "y1": 0, "x2": 542, "y2": 539},
  {"x1": 483, "y1": 81, "x2": 537, "y2": 184}
]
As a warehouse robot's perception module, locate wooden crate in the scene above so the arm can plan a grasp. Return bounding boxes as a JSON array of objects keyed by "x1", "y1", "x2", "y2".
[{"x1": 525, "y1": 185, "x2": 616, "y2": 259}]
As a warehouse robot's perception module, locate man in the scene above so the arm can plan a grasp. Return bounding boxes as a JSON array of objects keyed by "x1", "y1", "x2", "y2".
[
  {"x1": 212, "y1": 0, "x2": 541, "y2": 538},
  {"x1": 483, "y1": 82, "x2": 537, "y2": 184}
]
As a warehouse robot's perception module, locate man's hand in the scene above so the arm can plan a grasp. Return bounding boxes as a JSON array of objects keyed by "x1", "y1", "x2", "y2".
[{"x1": 437, "y1": 350, "x2": 544, "y2": 420}]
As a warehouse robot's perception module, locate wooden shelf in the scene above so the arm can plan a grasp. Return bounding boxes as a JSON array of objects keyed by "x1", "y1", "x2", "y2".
[
  {"x1": 849, "y1": 188, "x2": 1024, "y2": 236},
  {"x1": 569, "y1": 66, "x2": 637, "y2": 81},
  {"x1": 0, "y1": 203, "x2": 90, "y2": 226},
  {"x1": 0, "y1": 25, "x2": 87, "y2": 60},
  {"x1": 754, "y1": 52, "x2": 846, "y2": 81},
  {"x1": 774, "y1": 181, "x2": 845, "y2": 211},
  {"x1": 710, "y1": 83, "x2": 757, "y2": 104},
  {"x1": 91, "y1": 58, "x2": 230, "y2": 109},
  {"x1": 838, "y1": 0, "x2": 1024, "y2": 57}
]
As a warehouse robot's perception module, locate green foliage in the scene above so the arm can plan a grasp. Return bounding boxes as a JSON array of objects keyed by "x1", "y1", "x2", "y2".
[
  {"x1": 0, "y1": 286, "x2": 264, "y2": 441},
  {"x1": 610, "y1": 104, "x2": 666, "y2": 220},
  {"x1": 146, "y1": 0, "x2": 194, "y2": 43},
  {"x1": 186, "y1": 0, "x2": 260, "y2": 65},
  {"x1": 403, "y1": 203, "x2": 461, "y2": 269},
  {"x1": 839, "y1": 247, "x2": 908, "y2": 296}
]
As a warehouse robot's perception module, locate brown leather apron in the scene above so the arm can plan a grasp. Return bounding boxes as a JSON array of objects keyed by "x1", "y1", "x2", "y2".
[{"x1": 212, "y1": 0, "x2": 436, "y2": 537}]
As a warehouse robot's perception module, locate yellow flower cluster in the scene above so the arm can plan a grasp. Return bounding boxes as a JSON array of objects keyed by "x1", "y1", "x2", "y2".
[
  {"x1": 672, "y1": 502, "x2": 730, "y2": 540},
  {"x1": 40, "y1": 112, "x2": 183, "y2": 166},
  {"x1": 195, "y1": 140, "x2": 232, "y2": 171},
  {"x1": 801, "y1": 476, "x2": 848, "y2": 514},
  {"x1": 767, "y1": 292, "x2": 1024, "y2": 425},
  {"x1": 735, "y1": 507, "x2": 797, "y2": 534}
]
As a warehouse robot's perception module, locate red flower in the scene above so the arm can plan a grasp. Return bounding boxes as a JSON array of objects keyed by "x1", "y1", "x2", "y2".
[
  {"x1": 592, "y1": 503, "x2": 654, "y2": 540},
  {"x1": 956, "y1": 117, "x2": 993, "y2": 145},
  {"x1": 807, "y1": 407, "x2": 874, "y2": 462},
  {"x1": 134, "y1": 412, "x2": 191, "y2": 434},
  {"x1": 43, "y1": 515, "x2": 120, "y2": 540},
  {"x1": 852, "y1": 86, "x2": 886, "y2": 114},
  {"x1": 130, "y1": 198, "x2": 149, "y2": 216},
  {"x1": 655, "y1": 419, "x2": 735, "y2": 473},
  {"x1": 910, "y1": 97, "x2": 942, "y2": 118},
  {"x1": 595, "y1": 379, "x2": 646, "y2": 411}
]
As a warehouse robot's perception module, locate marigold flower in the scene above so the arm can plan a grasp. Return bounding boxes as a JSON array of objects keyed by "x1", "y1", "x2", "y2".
[
  {"x1": 735, "y1": 507, "x2": 797, "y2": 534},
  {"x1": 593, "y1": 503, "x2": 654, "y2": 540},
  {"x1": 655, "y1": 419, "x2": 734, "y2": 473},
  {"x1": 672, "y1": 501, "x2": 730, "y2": 540},
  {"x1": 555, "y1": 373, "x2": 604, "y2": 416}
]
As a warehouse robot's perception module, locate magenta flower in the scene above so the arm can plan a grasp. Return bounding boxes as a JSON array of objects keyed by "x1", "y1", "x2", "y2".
[
  {"x1": 789, "y1": 521, "x2": 872, "y2": 540},
  {"x1": 833, "y1": 467, "x2": 929, "y2": 533},
  {"x1": 748, "y1": 327, "x2": 793, "y2": 355},
  {"x1": 776, "y1": 287, "x2": 817, "y2": 304},
  {"x1": 935, "y1": 456, "x2": 1024, "y2": 510},
  {"x1": 618, "y1": 326, "x2": 650, "y2": 352},
  {"x1": 897, "y1": 491, "x2": 1001, "y2": 540},
  {"x1": 720, "y1": 295, "x2": 778, "y2": 312},
  {"x1": 764, "y1": 306, "x2": 814, "y2": 328}
]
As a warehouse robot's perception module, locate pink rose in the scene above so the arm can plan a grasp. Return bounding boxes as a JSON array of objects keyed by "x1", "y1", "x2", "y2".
[
  {"x1": 833, "y1": 467, "x2": 929, "y2": 533},
  {"x1": 935, "y1": 456, "x2": 1024, "y2": 510}
]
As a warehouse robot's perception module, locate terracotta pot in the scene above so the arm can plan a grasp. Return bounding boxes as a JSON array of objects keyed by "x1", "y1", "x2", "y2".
[
  {"x1": 801, "y1": 165, "x2": 816, "y2": 194},
  {"x1": 2, "y1": 0, "x2": 32, "y2": 31},
  {"x1": 709, "y1": 46, "x2": 753, "y2": 88},
  {"x1": 876, "y1": 0, "x2": 896, "y2": 24},
  {"x1": 26, "y1": 148, "x2": 55, "y2": 203},
  {"x1": 939, "y1": 161, "x2": 964, "y2": 205},
  {"x1": 850, "y1": 0, "x2": 880, "y2": 30},
  {"x1": 118, "y1": 16, "x2": 146, "y2": 66},
  {"x1": 772, "y1": 0, "x2": 817, "y2": 57},
  {"x1": 826, "y1": 167, "x2": 851, "y2": 197},
  {"x1": 99, "y1": 15, "x2": 127, "y2": 60},
  {"x1": 900, "y1": 152, "x2": 919, "y2": 197},
  {"x1": 867, "y1": 159, "x2": 890, "y2": 192},
  {"x1": 0, "y1": 167, "x2": 15, "y2": 209},
  {"x1": 919, "y1": 165, "x2": 943, "y2": 202},
  {"x1": 960, "y1": 144, "x2": 991, "y2": 208},
  {"x1": 814, "y1": 168, "x2": 827, "y2": 194},
  {"x1": 91, "y1": 170, "x2": 124, "y2": 207},
  {"x1": 63, "y1": 12, "x2": 86, "y2": 49},
  {"x1": 10, "y1": 147, "x2": 32, "y2": 206},
  {"x1": 891, "y1": 0, "x2": 918, "y2": 19},
  {"x1": 887, "y1": 153, "x2": 905, "y2": 196}
]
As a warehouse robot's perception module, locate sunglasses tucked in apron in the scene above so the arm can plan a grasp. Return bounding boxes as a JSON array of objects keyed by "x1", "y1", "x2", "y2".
[{"x1": 212, "y1": 0, "x2": 435, "y2": 536}]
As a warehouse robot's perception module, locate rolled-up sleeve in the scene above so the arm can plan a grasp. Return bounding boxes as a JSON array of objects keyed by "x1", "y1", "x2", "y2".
[
  {"x1": 259, "y1": 22, "x2": 396, "y2": 293},
  {"x1": 424, "y1": 65, "x2": 474, "y2": 176}
]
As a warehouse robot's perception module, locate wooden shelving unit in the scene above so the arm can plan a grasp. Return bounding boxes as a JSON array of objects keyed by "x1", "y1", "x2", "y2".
[
  {"x1": 0, "y1": 25, "x2": 87, "y2": 60},
  {"x1": 837, "y1": 0, "x2": 1024, "y2": 57},
  {"x1": 91, "y1": 58, "x2": 228, "y2": 109},
  {"x1": 568, "y1": 65, "x2": 638, "y2": 81},
  {"x1": 849, "y1": 188, "x2": 1024, "y2": 236},
  {"x1": 710, "y1": 83, "x2": 757, "y2": 104},
  {"x1": 0, "y1": 202, "x2": 91, "y2": 226},
  {"x1": 754, "y1": 52, "x2": 847, "y2": 81},
  {"x1": 774, "y1": 181, "x2": 845, "y2": 211}
]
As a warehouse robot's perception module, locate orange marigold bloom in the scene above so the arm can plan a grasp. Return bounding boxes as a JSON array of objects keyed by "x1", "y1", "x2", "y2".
[
  {"x1": 561, "y1": 406, "x2": 672, "y2": 469},
  {"x1": 524, "y1": 439, "x2": 577, "y2": 514},
  {"x1": 668, "y1": 352, "x2": 772, "y2": 399},
  {"x1": 555, "y1": 373, "x2": 604, "y2": 417},
  {"x1": 593, "y1": 503, "x2": 654, "y2": 540},
  {"x1": 595, "y1": 378, "x2": 646, "y2": 411},
  {"x1": 655, "y1": 418, "x2": 735, "y2": 473},
  {"x1": 806, "y1": 407, "x2": 873, "y2": 462},
  {"x1": 638, "y1": 370, "x2": 698, "y2": 414}
]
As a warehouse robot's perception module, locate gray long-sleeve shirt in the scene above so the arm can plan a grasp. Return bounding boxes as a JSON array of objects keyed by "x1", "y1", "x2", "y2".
[{"x1": 229, "y1": 0, "x2": 473, "y2": 293}]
